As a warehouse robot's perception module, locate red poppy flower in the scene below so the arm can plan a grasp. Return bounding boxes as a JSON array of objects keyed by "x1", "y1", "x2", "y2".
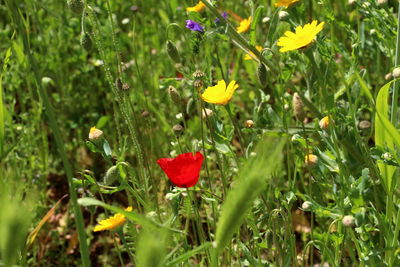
[{"x1": 156, "y1": 152, "x2": 204, "y2": 188}]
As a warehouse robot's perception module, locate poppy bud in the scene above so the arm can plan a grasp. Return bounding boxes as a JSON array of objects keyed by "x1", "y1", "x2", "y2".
[
  {"x1": 393, "y1": 67, "x2": 400, "y2": 78},
  {"x1": 358, "y1": 120, "x2": 371, "y2": 130},
  {"x1": 104, "y1": 165, "x2": 120, "y2": 185},
  {"x1": 293, "y1": 93, "x2": 305, "y2": 122},
  {"x1": 245, "y1": 120, "x2": 254, "y2": 128},
  {"x1": 115, "y1": 78, "x2": 123, "y2": 90},
  {"x1": 257, "y1": 63, "x2": 268, "y2": 87},
  {"x1": 80, "y1": 33, "x2": 92, "y2": 51},
  {"x1": 319, "y1": 116, "x2": 330, "y2": 130},
  {"x1": 168, "y1": 85, "x2": 181, "y2": 104},
  {"x1": 342, "y1": 215, "x2": 355, "y2": 227},
  {"x1": 67, "y1": 0, "x2": 84, "y2": 14},
  {"x1": 166, "y1": 40, "x2": 181, "y2": 63},
  {"x1": 89, "y1": 127, "x2": 103, "y2": 141},
  {"x1": 305, "y1": 154, "x2": 318, "y2": 167},
  {"x1": 172, "y1": 124, "x2": 184, "y2": 136},
  {"x1": 301, "y1": 201, "x2": 312, "y2": 210}
]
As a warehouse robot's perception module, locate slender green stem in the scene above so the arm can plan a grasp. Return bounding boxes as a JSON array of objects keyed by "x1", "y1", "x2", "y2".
[
  {"x1": 391, "y1": 2, "x2": 400, "y2": 126},
  {"x1": 5, "y1": 2, "x2": 91, "y2": 265}
]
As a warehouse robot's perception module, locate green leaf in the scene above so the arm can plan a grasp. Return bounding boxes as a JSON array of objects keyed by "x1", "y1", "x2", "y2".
[
  {"x1": 375, "y1": 80, "x2": 397, "y2": 192},
  {"x1": 136, "y1": 228, "x2": 168, "y2": 267},
  {"x1": 355, "y1": 72, "x2": 375, "y2": 105},
  {"x1": 0, "y1": 47, "x2": 12, "y2": 157},
  {"x1": 215, "y1": 136, "x2": 285, "y2": 252}
]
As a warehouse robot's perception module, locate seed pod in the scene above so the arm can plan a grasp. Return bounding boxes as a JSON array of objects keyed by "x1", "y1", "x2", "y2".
[
  {"x1": 293, "y1": 93, "x2": 305, "y2": 122},
  {"x1": 104, "y1": 165, "x2": 120, "y2": 185},
  {"x1": 194, "y1": 79, "x2": 204, "y2": 90},
  {"x1": 172, "y1": 124, "x2": 184, "y2": 137},
  {"x1": 245, "y1": 120, "x2": 254, "y2": 128},
  {"x1": 168, "y1": 85, "x2": 181, "y2": 104},
  {"x1": 67, "y1": 0, "x2": 85, "y2": 15},
  {"x1": 80, "y1": 33, "x2": 92, "y2": 51},
  {"x1": 393, "y1": 67, "x2": 400, "y2": 78},
  {"x1": 193, "y1": 70, "x2": 205, "y2": 79},
  {"x1": 166, "y1": 40, "x2": 181, "y2": 63},
  {"x1": 257, "y1": 63, "x2": 268, "y2": 87}
]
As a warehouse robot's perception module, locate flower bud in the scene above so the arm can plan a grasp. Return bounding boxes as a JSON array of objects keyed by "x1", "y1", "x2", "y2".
[
  {"x1": 89, "y1": 127, "x2": 103, "y2": 140},
  {"x1": 80, "y1": 33, "x2": 92, "y2": 51},
  {"x1": 293, "y1": 93, "x2": 305, "y2": 122},
  {"x1": 245, "y1": 120, "x2": 254, "y2": 128},
  {"x1": 166, "y1": 40, "x2": 181, "y2": 63},
  {"x1": 385, "y1": 72, "x2": 392, "y2": 80},
  {"x1": 168, "y1": 85, "x2": 181, "y2": 104},
  {"x1": 377, "y1": 0, "x2": 387, "y2": 5},
  {"x1": 194, "y1": 79, "x2": 204, "y2": 90},
  {"x1": 342, "y1": 215, "x2": 355, "y2": 227},
  {"x1": 104, "y1": 165, "x2": 120, "y2": 185},
  {"x1": 257, "y1": 63, "x2": 268, "y2": 87},
  {"x1": 319, "y1": 116, "x2": 330, "y2": 130},
  {"x1": 301, "y1": 201, "x2": 312, "y2": 210},
  {"x1": 172, "y1": 124, "x2": 184, "y2": 136},
  {"x1": 67, "y1": 0, "x2": 84, "y2": 14},
  {"x1": 305, "y1": 154, "x2": 318, "y2": 167},
  {"x1": 278, "y1": 11, "x2": 289, "y2": 20},
  {"x1": 358, "y1": 120, "x2": 371, "y2": 130},
  {"x1": 393, "y1": 67, "x2": 400, "y2": 78}
]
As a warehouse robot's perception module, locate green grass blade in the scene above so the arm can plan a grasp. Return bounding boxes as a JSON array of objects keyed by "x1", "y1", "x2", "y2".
[
  {"x1": 136, "y1": 229, "x2": 168, "y2": 267},
  {"x1": 0, "y1": 48, "x2": 12, "y2": 157},
  {"x1": 215, "y1": 136, "x2": 285, "y2": 252},
  {"x1": 375, "y1": 80, "x2": 396, "y2": 192},
  {"x1": 165, "y1": 242, "x2": 212, "y2": 267}
]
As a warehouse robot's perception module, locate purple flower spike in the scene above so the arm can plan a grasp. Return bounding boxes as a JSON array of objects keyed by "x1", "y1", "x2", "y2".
[{"x1": 186, "y1": 20, "x2": 204, "y2": 32}]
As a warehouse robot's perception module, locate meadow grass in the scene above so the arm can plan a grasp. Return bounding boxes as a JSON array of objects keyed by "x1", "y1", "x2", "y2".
[{"x1": 1, "y1": 0, "x2": 400, "y2": 266}]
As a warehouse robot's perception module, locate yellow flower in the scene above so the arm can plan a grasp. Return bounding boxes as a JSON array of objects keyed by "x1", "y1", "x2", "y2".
[
  {"x1": 201, "y1": 80, "x2": 239, "y2": 105},
  {"x1": 244, "y1": 45, "x2": 263, "y2": 60},
  {"x1": 277, "y1": 20, "x2": 325, "y2": 52},
  {"x1": 93, "y1": 207, "x2": 132, "y2": 232},
  {"x1": 275, "y1": 0, "x2": 300, "y2": 8},
  {"x1": 319, "y1": 116, "x2": 330, "y2": 130},
  {"x1": 236, "y1": 16, "x2": 252, "y2": 33},
  {"x1": 89, "y1": 126, "x2": 103, "y2": 140},
  {"x1": 186, "y1": 1, "x2": 206, "y2": 12}
]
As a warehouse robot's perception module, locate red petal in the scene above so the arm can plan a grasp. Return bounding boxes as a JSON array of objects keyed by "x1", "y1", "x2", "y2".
[{"x1": 157, "y1": 152, "x2": 204, "y2": 188}]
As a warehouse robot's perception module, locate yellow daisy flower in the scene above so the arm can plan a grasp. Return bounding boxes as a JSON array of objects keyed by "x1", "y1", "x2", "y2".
[
  {"x1": 186, "y1": 1, "x2": 206, "y2": 12},
  {"x1": 236, "y1": 16, "x2": 252, "y2": 33},
  {"x1": 201, "y1": 80, "x2": 239, "y2": 105},
  {"x1": 277, "y1": 20, "x2": 325, "y2": 52},
  {"x1": 93, "y1": 206, "x2": 132, "y2": 232},
  {"x1": 275, "y1": 0, "x2": 300, "y2": 8},
  {"x1": 244, "y1": 45, "x2": 263, "y2": 60}
]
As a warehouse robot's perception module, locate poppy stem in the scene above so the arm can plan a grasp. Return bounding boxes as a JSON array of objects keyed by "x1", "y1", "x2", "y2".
[{"x1": 225, "y1": 104, "x2": 245, "y2": 152}]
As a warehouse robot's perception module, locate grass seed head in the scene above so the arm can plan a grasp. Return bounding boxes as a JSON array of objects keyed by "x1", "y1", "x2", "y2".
[
  {"x1": 67, "y1": 0, "x2": 84, "y2": 14},
  {"x1": 168, "y1": 85, "x2": 181, "y2": 104},
  {"x1": 293, "y1": 93, "x2": 305, "y2": 122},
  {"x1": 166, "y1": 40, "x2": 181, "y2": 63}
]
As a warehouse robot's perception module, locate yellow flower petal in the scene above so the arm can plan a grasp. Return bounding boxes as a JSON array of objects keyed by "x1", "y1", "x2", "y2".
[
  {"x1": 244, "y1": 46, "x2": 263, "y2": 61},
  {"x1": 93, "y1": 206, "x2": 132, "y2": 232},
  {"x1": 277, "y1": 20, "x2": 325, "y2": 52},
  {"x1": 236, "y1": 16, "x2": 252, "y2": 33},
  {"x1": 201, "y1": 80, "x2": 238, "y2": 105},
  {"x1": 275, "y1": 0, "x2": 300, "y2": 8},
  {"x1": 186, "y1": 1, "x2": 206, "y2": 12}
]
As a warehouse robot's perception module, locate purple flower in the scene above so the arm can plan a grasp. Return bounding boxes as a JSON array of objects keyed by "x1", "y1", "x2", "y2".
[
  {"x1": 215, "y1": 12, "x2": 228, "y2": 23},
  {"x1": 186, "y1": 20, "x2": 204, "y2": 32}
]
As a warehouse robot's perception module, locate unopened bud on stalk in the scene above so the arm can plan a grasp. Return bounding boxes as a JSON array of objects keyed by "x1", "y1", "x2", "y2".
[
  {"x1": 305, "y1": 154, "x2": 318, "y2": 167},
  {"x1": 89, "y1": 127, "x2": 103, "y2": 141},
  {"x1": 278, "y1": 11, "x2": 289, "y2": 20},
  {"x1": 166, "y1": 40, "x2": 181, "y2": 63},
  {"x1": 257, "y1": 63, "x2": 268, "y2": 87},
  {"x1": 245, "y1": 120, "x2": 254, "y2": 128},
  {"x1": 342, "y1": 215, "x2": 355, "y2": 227},
  {"x1": 172, "y1": 124, "x2": 184, "y2": 136},
  {"x1": 385, "y1": 73, "x2": 392, "y2": 80},
  {"x1": 392, "y1": 67, "x2": 400, "y2": 78},
  {"x1": 168, "y1": 85, "x2": 181, "y2": 104},
  {"x1": 80, "y1": 33, "x2": 92, "y2": 51},
  {"x1": 293, "y1": 93, "x2": 305, "y2": 122},
  {"x1": 319, "y1": 116, "x2": 330, "y2": 130},
  {"x1": 67, "y1": 0, "x2": 85, "y2": 14},
  {"x1": 301, "y1": 201, "x2": 312, "y2": 210},
  {"x1": 377, "y1": 0, "x2": 387, "y2": 5},
  {"x1": 104, "y1": 165, "x2": 120, "y2": 185}
]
